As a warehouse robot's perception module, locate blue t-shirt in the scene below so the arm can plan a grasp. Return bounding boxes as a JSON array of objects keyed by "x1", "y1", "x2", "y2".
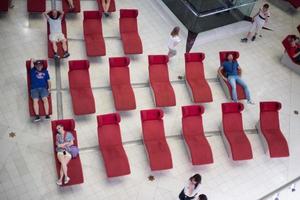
[
  {"x1": 30, "y1": 67, "x2": 50, "y2": 89},
  {"x1": 56, "y1": 132, "x2": 74, "y2": 153},
  {"x1": 222, "y1": 60, "x2": 239, "y2": 77}
]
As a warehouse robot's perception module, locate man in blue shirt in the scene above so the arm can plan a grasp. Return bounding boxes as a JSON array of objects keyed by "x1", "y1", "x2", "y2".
[
  {"x1": 30, "y1": 59, "x2": 51, "y2": 122},
  {"x1": 219, "y1": 53, "x2": 254, "y2": 104}
]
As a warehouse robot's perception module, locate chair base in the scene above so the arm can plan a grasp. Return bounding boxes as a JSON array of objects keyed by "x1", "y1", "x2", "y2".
[
  {"x1": 281, "y1": 52, "x2": 300, "y2": 75},
  {"x1": 256, "y1": 121, "x2": 269, "y2": 155},
  {"x1": 220, "y1": 123, "x2": 232, "y2": 159},
  {"x1": 217, "y1": 74, "x2": 232, "y2": 100}
]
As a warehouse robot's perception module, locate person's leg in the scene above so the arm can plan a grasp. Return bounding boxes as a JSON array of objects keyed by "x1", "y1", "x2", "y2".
[
  {"x1": 40, "y1": 88, "x2": 49, "y2": 116},
  {"x1": 61, "y1": 155, "x2": 71, "y2": 183},
  {"x1": 228, "y1": 76, "x2": 238, "y2": 102},
  {"x1": 42, "y1": 97, "x2": 49, "y2": 115},
  {"x1": 52, "y1": 41, "x2": 58, "y2": 54},
  {"x1": 57, "y1": 154, "x2": 65, "y2": 184},
  {"x1": 31, "y1": 89, "x2": 41, "y2": 121},
  {"x1": 252, "y1": 22, "x2": 263, "y2": 41},
  {"x1": 67, "y1": 0, "x2": 74, "y2": 9},
  {"x1": 235, "y1": 76, "x2": 251, "y2": 101},
  {"x1": 103, "y1": 0, "x2": 111, "y2": 12},
  {"x1": 241, "y1": 21, "x2": 256, "y2": 42},
  {"x1": 33, "y1": 99, "x2": 39, "y2": 116},
  {"x1": 62, "y1": 39, "x2": 68, "y2": 52}
]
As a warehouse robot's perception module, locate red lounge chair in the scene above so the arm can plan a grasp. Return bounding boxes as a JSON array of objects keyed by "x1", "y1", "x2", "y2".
[
  {"x1": 185, "y1": 52, "x2": 213, "y2": 103},
  {"x1": 0, "y1": 0, "x2": 8, "y2": 12},
  {"x1": 221, "y1": 102, "x2": 253, "y2": 161},
  {"x1": 47, "y1": 11, "x2": 68, "y2": 58},
  {"x1": 281, "y1": 35, "x2": 300, "y2": 74},
  {"x1": 51, "y1": 119, "x2": 84, "y2": 186},
  {"x1": 109, "y1": 57, "x2": 136, "y2": 111},
  {"x1": 148, "y1": 55, "x2": 176, "y2": 107},
  {"x1": 181, "y1": 105, "x2": 213, "y2": 165},
  {"x1": 119, "y1": 9, "x2": 143, "y2": 54},
  {"x1": 62, "y1": 0, "x2": 81, "y2": 13},
  {"x1": 68, "y1": 60, "x2": 96, "y2": 115},
  {"x1": 257, "y1": 102, "x2": 289, "y2": 158},
  {"x1": 97, "y1": 113, "x2": 131, "y2": 177},
  {"x1": 26, "y1": 60, "x2": 52, "y2": 117},
  {"x1": 97, "y1": 0, "x2": 116, "y2": 12},
  {"x1": 27, "y1": 0, "x2": 46, "y2": 13},
  {"x1": 217, "y1": 51, "x2": 246, "y2": 100},
  {"x1": 140, "y1": 109, "x2": 173, "y2": 170},
  {"x1": 83, "y1": 11, "x2": 106, "y2": 56},
  {"x1": 286, "y1": 0, "x2": 300, "y2": 8}
]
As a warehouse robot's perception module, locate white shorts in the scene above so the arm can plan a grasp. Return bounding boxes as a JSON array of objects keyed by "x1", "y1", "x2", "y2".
[
  {"x1": 249, "y1": 16, "x2": 265, "y2": 34},
  {"x1": 49, "y1": 33, "x2": 66, "y2": 42},
  {"x1": 57, "y1": 151, "x2": 71, "y2": 158}
]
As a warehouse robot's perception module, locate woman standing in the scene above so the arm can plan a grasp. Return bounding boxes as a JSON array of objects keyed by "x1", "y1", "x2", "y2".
[
  {"x1": 179, "y1": 174, "x2": 202, "y2": 200},
  {"x1": 168, "y1": 26, "x2": 181, "y2": 58}
]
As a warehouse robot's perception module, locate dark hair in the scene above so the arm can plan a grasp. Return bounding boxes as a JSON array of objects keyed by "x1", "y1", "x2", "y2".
[
  {"x1": 50, "y1": 10, "x2": 61, "y2": 20},
  {"x1": 189, "y1": 174, "x2": 201, "y2": 188},
  {"x1": 226, "y1": 53, "x2": 234, "y2": 60},
  {"x1": 290, "y1": 35, "x2": 299, "y2": 41},
  {"x1": 171, "y1": 26, "x2": 180, "y2": 37},
  {"x1": 199, "y1": 194, "x2": 207, "y2": 200},
  {"x1": 34, "y1": 60, "x2": 43, "y2": 66},
  {"x1": 263, "y1": 4, "x2": 269, "y2": 9}
]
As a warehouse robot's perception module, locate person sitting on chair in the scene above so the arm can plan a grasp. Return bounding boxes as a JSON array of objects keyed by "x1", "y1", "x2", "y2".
[
  {"x1": 218, "y1": 53, "x2": 254, "y2": 104},
  {"x1": 44, "y1": 10, "x2": 70, "y2": 59}
]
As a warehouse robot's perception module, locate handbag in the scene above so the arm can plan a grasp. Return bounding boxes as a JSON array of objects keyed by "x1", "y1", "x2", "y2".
[{"x1": 69, "y1": 146, "x2": 79, "y2": 158}]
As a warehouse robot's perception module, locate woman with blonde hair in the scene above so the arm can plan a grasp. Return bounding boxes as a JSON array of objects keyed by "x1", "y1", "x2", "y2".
[{"x1": 168, "y1": 26, "x2": 181, "y2": 58}]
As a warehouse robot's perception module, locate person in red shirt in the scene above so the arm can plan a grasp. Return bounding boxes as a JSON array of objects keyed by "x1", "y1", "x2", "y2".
[{"x1": 288, "y1": 35, "x2": 300, "y2": 63}]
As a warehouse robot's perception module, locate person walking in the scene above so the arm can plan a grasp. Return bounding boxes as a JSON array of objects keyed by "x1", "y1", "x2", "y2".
[{"x1": 168, "y1": 26, "x2": 181, "y2": 58}]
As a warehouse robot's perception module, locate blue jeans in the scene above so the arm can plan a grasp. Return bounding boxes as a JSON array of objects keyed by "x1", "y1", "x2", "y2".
[{"x1": 228, "y1": 75, "x2": 251, "y2": 102}]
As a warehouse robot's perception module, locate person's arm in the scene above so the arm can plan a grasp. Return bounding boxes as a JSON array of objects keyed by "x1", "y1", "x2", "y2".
[
  {"x1": 218, "y1": 66, "x2": 227, "y2": 81},
  {"x1": 293, "y1": 51, "x2": 300, "y2": 58},
  {"x1": 30, "y1": 58, "x2": 35, "y2": 69},
  {"x1": 43, "y1": 11, "x2": 50, "y2": 20},
  {"x1": 237, "y1": 65, "x2": 242, "y2": 76},
  {"x1": 47, "y1": 80, "x2": 51, "y2": 93},
  {"x1": 59, "y1": 11, "x2": 64, "y2": 19}
]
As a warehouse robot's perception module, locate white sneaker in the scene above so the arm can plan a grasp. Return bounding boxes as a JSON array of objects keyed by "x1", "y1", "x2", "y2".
[
  {"x1": 64, "y1": 176, "x2": 70, "y2": 184},
  {"x1": 247, "y1": 100, "x2": 255, "y2": 105},
  {"x1": 56, "y1": 179, "x2": 62, "y2": 186}
]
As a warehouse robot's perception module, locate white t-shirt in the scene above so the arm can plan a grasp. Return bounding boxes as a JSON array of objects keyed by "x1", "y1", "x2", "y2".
[
  {"x1": 255, "y1": 8, "x2": 270, "y2": 24},
  {"x1": 168, "y1": 35, "x2": 181, "y2": 50},
  {"x1": 48, "y1": 17, "x2": 62, "y2": 34},
  {"x1": 183, "y1": 181, "x2": 201, "y2": 199}
]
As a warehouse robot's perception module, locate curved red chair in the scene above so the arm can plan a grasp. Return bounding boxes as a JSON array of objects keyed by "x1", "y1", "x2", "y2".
[
  {"x1": 47, "y1": 11, "x2": 68, "y2": 58},
  {"x1": 185, "y1": 52, "x2": 213, "y2": 103},
  {"x1": 26, "y1": 60, "x2": 52, "y2": 117},
  {"x1": 217, "y1": 51, "x2": 246, "y2": 100},
  {"x1": 0, "y1": 0, "x2": 8, "y2": 12},
  {"x1": 27, "y1": 0, "x2": 46, "y2": 13},
  {"x1": 140, "y1": 109, "x2": 173, "y2": 170},
  {"x1": 221, "y1": 103, "x2": 253, "y2": 161},
  {"x1": 281, "y1": 35, "x2": 300, "y2": 74},
  {"x1": 181, "y1": 105, "x2": 213, "y2": 165},
  {"x1": 51, "y1": 119, "x2": 84, "y2": 186},
  {"x1": 97, "y1": 113, "x2": 131, "y2": 177},
  {"x1": 286, "y1": 0, "x2": 300, "y2": 8},
  {"x1": 83, "y1": 11, "x2": 106, "y2": 56},
  {"x1": 148, "y1": 55, "x2": 176, "y2": 107},
  {"x1": 257, "y1": 102, "x2": 289, "y2": 158},
  {"x1": 109, "y1": 57, "x2": 136, "y2": 111},
  {"x1": 97, "y1": 0, "x2": 116, "y2": 12},
  {"x1": 68, "y1": 60, "x2": 96, "y2": 115},
  {"x1": 62, "y1": 0, "x2": 81, "y2": 13},
  {"x1": 119, "y1": 9, "x2": 143, "y2": 54}
]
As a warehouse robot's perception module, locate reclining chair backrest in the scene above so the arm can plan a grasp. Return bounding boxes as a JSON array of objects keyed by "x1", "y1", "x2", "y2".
[
  {"x1": 140, "y1": 109, "x2": 165, "y2": 141},
  {"x1": 109, "y1": 57, "x2": 130, "y2": 85},
  {"x1": 182, "y1": 105, "x2": 205, "y2": 136},
  {"x1": 119, "y1": 9, "x2": 138, "y2": 33},
  {"x1": 222, "y1": 102, "x2": 244, "y2": 132},
  {"x1": 97, "y1": 113, "x2": 122, "y2": 146},
  {"x1": 84, "y1": 10, "x2": 101, "y2": 20},
  {"x1": 260, "y1": 101, "x2": 281, "y2": 130},
  {"x1": 148, "y1": 55, "x2": 170, "y2": 83},
  {"x1": 68, "y1": 60, "x2": 91, "y2": 89},
  {"x1": 83, "y1": 11, "x2": 103, "y2": 35},
  {"x1": 182, "y1": 105, "x2": 204, "y2": 118},
  {"x1": 219, "y1": 51, "x2": 239, "y2": 66},
  {"x1": 185, "y1": 52, "x2": 205, "y2": 63},
  {"x1": 282, "y1": 35, "x2": 296, "y2": 58},
  {"x1": 185, "y1": 52, "x2": 205, "y2": 79},
  {"x1": 109, "y1": 57, "x2": 130, "y2": 68},
  {"x1": 69, "y1": 60, "x2": 90, "y2": 70}
]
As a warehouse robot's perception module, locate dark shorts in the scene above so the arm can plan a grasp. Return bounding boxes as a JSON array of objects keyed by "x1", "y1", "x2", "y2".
[{"x1": 30, "y1": 88, "x2": 49, "y2": 99}]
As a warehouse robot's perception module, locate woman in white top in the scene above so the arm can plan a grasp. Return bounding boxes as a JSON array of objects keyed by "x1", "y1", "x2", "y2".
[
  {"x1": 168, "y1": 26, "x2": 181, "y2": 58},
  {"x1": 241, "y1": 3, "x2": 270, "y2": 43},
  {"x1": 179, "y1": 174, "x2": 202, "y2": 200}
]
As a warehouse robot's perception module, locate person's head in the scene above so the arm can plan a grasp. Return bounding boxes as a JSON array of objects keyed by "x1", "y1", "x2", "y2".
[
  {"x1": 198, "y1": 194, "x2": 208, "y2": 200},
  {"x1": 171, "y1": 26, "x2": 180, "y2": 37},
  {"x1": 262, "y1": 4, "x2": 269, "y2": 12},
  {"x1": 56, "y1": 124, "x2": 65, "y2": 134},
  {"x1": 290, "y1": 35, "x2": 299, "y2": 46},
  {"x1": 34, "y1": 60, "x2": 44, "y2": 71},
  {"x1": 50, "y1": 10, "x2": 59, "y2": 19},
  {"x1": 226, "y1": 53, "x2": 234, "y2": 61},
  {"x1": 189, "y1": 174, "x2": 201, "y2": 187}
]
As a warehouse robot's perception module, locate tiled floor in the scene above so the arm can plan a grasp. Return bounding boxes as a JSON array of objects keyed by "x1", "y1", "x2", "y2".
[{"x1": 0, "y1": 0, "x2": 300, "y2": 200}]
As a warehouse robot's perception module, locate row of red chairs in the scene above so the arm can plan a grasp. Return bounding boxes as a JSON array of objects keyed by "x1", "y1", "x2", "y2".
[{"x1": 50, "y1": 102, "x2": 289, "y2": 186}]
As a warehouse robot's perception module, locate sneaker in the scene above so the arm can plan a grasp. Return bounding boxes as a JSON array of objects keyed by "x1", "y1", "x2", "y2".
[
  {"x1": 45, "y1": 115, "x2": 51, "y2": 120},
  {"x1": 241, "y1": 38, "x2": 248, "y2": 43},
  {"x1": 247, "y1": 100, "x2": 255, "y2": 105},
  {"x1": 63, "y1": 52, "x2": 70, "y2": 58},
  {"x1": 56, "y1": 179, "x2": 62, "y2": 186},
  {"x1": 34, "y1": 115, "x2": 41, "y2": 122},
  {"x1": 104, "y1": 12, "x2": 110, "y2": 17},
  {"x1": 54, "y1": 53, "x2": 60, "y2": 59},
  {"x1": 64, "y1": 176, "x2": 70, "y2": 184},
  {"x1": 251, "y1": 35, "x2": 256, "y2": 41},
  {"x1": 178, "y1": 75, "x2": 184, "y2": 80}
]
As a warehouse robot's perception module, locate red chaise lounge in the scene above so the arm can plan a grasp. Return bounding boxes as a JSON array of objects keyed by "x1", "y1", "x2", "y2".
[
  {"x1": 0, "y1": 0, "x2": 8, "y2": 12},
  {"x1": 181, "y1": 105, "x2": 213, "y2": 165},
  {"x1": 221, "y1": 102, "x2": 253, "y2": 161},
  {"x1": 83, "y1": 11, "x2": 106, "y2": 56},
  {"x1": 148, "y1": 55, "x2": 176, "y2": 107},
  {"x1": 62, "y1": 0, "x2": 81, "y2": 13},
  {"x1": 281, "y1": 35, "x2": 300, "y2": 74},
  {"x1": 26, "y1": 60, "x2": 52, "y2": 117},
  {"x1": 68, "y1": 60, "x2": 96, "y2": 115},
  {"x1": 119, "y1": 9, "x2": 143, "y2": 54},
  {"x1": 140, "y1": 109, "x2": 173, "y2": 170},
  {"x1": 217, "y1": 51, "x2": 246, "y2": 100},
  {"x1": 97, "y1": 113, "x2": 131, "y2": 177},
  {"x1": 109, "y1": 57, "x2": 136, "y2": 111},
  {"x1": 286, "y1": 0, "x2": 300, "y2": 8},
  {"x1": 257, "y1": 101, "x2": 289, "y2": 158},
  {"x1": 27, "y1": 0, "x2": 46, "y2": 13},
  {"x1": 51, "y1": 119, "x2": 84, "y2": 186},
  {"x1": 185, "y1": 52, "x2": 213, "y2": 103}
]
